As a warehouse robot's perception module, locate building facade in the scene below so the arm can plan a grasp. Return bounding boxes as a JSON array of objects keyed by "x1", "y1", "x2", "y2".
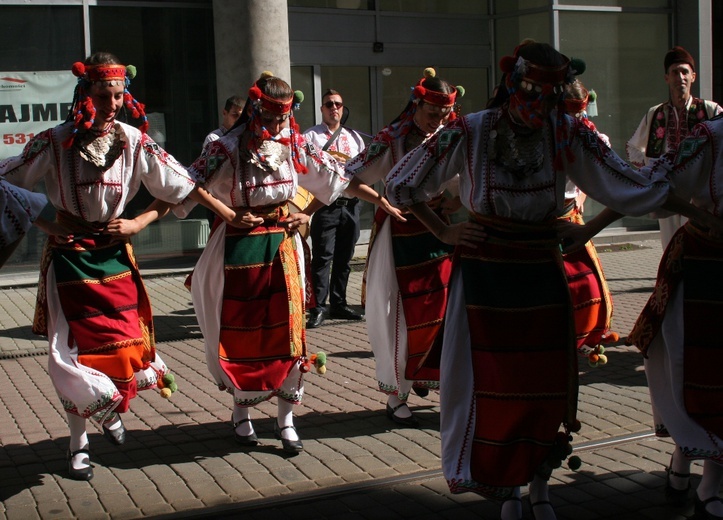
[{"x1": 0, "y1": 0, "x2": 717, "y2": 268}]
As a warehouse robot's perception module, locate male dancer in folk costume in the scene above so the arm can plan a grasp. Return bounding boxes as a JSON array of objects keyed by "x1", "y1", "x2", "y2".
[
  {"x1": 0, "y1": 52, "x2": 237, "y2": 480},
  {"x1": 179, "y1": 72, "x2": 400, "y2": 454},
  {"x1": 345, "y1": 68, "x2": 463, "y2": 427},
  {"x1": 385, "y1": 41, "x2": 723, "y2": 520},
  {"x1": 626, "y1": 46, "x2": 722, "y2": 249}
]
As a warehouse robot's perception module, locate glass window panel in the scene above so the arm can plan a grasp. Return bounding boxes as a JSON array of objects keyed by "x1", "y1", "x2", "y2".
[
  {"x1": 90, "y1": 5, "x2": 217, "y2": 258},
  {"x1": 288, "y1": 0, "x2": 372, "y2": 9},
  {"x1": 442, "y1": 68, "x2": 489, "y2": 116},
  {"x1": 495, "y1": 0, "x2": 549, "y2": 15},
  {"x1": 0, "y1": 6, "x2": 83, "y2": 71},
  {"x1": 291, "y1": 66, "x2": 316, "y2": 133},
  {"x1": 557, "y1": 0, "x2": 669, "y2": 6},
  {"x1": 494, "y1": 13, "x2": 550, "y2": 75},
  {"x1": 90, "y1": 6, "x2": 216, "y2": 167},
  {"x1": 560, "y1": 11, "x2": 667, "y2": 227},
  {"x1": 378, "y1": 0, "x2": 487, "y2": 14}
]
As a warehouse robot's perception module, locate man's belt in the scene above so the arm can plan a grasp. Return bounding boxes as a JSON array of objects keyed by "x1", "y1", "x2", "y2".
[{"x1": 335, "y1": 197, "x2": 358, "y2": 207}]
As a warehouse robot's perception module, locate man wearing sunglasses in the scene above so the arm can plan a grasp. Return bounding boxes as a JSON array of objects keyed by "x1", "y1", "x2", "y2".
[{"x1": 303, "y1": 89, "x2": 366, "y2": 328}]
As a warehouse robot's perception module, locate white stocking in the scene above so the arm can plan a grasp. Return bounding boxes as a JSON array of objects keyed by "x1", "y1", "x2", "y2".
[
  {"x1": 529, "y1": 474, "x2": 557, "y2": 520},
  {"x1": 277, "y1": 399, "x2": 299, "y2": 441},
  {"x1": 67, "y1": 413, "x2": 89, "y2": 470},
  {"x1": 232, "y1": 406, "x2": 253, "y2": 436}
]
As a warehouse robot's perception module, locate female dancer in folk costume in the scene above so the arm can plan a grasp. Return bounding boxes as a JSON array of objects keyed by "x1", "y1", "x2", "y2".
[
  {"x1": 560, "y1": 79, "x2": 619, "y2": 363},
  {"x1": 385, "y1": 41, "x2": 723, "y2": 520},
  {"x1": 0, "y1": 52, "x2": 240, "y2": 481},
  {"x1": 345, "y1": 68, "x2": 462, "y2": 427},
  {"x1": 0, "y1": 180, "x2": 48, "y2": 267},
  {"x1": 179, "y1": 72, "x2": 399, "y2": 453},
  {"x1": 625, "y1": 118, "x2": 723, "y2": 520}
]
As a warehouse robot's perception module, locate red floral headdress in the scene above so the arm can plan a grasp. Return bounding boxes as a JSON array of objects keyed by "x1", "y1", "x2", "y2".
[{"x1": 63, "y1": 61, "x2": 148, "y2": 149}]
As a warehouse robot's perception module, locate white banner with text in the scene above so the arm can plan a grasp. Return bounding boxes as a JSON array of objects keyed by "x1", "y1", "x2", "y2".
[{"x1": 0, "y1": 71, "x2": 75, "y2": 160}]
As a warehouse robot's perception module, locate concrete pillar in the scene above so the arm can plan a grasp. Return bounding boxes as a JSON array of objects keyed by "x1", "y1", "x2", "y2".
[
  {"x1": 211, "y1": 0, "x2": 291, "y2": 113},
  {"x1": 676, "y1": 0, "x2": 713, "y2": 100}
]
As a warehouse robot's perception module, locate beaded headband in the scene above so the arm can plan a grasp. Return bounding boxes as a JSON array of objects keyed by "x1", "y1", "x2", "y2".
[
  {"x1": 86, "y1": 65, "x2": 126, "y2": 83},
  {"x1": 564, "y1": 96, "x2": 589, "y2": 115}
]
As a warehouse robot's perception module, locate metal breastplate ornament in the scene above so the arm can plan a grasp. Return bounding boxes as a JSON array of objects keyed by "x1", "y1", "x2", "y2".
[
  {"x1": 489, "y1": 114, "x2": 544, "y2": 177},
  {"x1": 75, "y1": 123, "x2": 126, "y2": 171}
]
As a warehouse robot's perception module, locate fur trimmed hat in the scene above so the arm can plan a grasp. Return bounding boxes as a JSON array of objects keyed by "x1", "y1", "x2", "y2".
[{"x1": 664, "y1": 46, "x2": 695, "y2": 72}]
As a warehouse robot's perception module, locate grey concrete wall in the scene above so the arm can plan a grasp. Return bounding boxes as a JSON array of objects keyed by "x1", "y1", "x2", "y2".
[{"x1": 212, "y1": 0, "x2": 291, "y2": 114}]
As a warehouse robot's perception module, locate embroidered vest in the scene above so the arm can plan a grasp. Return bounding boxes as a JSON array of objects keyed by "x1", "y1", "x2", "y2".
[{"x1": 645, "y1": 98, "x2": 711, "y2": 159}]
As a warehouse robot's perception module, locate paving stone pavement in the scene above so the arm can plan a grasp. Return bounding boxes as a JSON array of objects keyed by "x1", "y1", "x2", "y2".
[{"x1": 0, "y1": 236, "x2": 713, "y2": 519}]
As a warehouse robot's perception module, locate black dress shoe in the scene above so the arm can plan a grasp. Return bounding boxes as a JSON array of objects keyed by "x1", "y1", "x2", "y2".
[
  {"x1": 274, "y1": 422, "x2": 304, "y2": 454},
  {"x1": 329, "y1": 305, "x2": 363, "y2": 321},
  {"x1": 386, "y1": 402, "x2": 419, "y2": 428},
  {"x1": 102, "y1": 419, "x2": 126, "y2": 446},
  {"x1": 306, "y1": 307, "x2": 325, "y2": 329},
  {"x1": 232, "y1": 416, "x2": 258, "y2": 446},
  {"x1": 67, "y1": 448, "x2": 93, "y2": 481}
]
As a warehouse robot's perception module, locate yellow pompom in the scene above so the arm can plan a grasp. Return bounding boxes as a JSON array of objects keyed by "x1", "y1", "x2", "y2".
[
  {"x1": 260, "y1": 70, "x2": 274, "y2": 79},
  {"x1": 316, "y1": 365, "x2": 327, "y2": 375},
  {"x1": 423, "y1": 67, "x2": 436, "y2": 78},
  {"x1": 597, "y1": 354, "x2": 608, "y2": 365},
  {"x1": 160, "y1": 388, "x2": 172, "y2": 399}
]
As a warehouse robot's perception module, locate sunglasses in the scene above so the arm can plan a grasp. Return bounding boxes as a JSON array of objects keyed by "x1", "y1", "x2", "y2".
[{"x1": 324, "y1": 101, "x2": 343, "y2": 109}]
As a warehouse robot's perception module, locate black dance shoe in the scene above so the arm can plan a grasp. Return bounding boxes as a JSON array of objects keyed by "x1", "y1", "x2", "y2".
[
  {"x1": 67, "y1": 448, "x2": 93, "y2": 481},
  {"x1": 386, "y1": 402, "x2": 419, "y2": 428},
  {"x1": 664, "y1": 455, "x2": 691, "y2": 506},
  {"x1": 102, "y1": 419, "x2": 126, "y2": 446},
  {"x1": 274, "y1": 422, "x2": 303, "y2": 454},
  {"x1": 530, "y1": 499, "x2": 554, "y2": 520},
  {"x1": 695, "y1": 493, "x2": 723, "y2": 520},
  {"x1": 412, "y1": 386, "x2": 429, "y2": 398},
  {"x1": 232, "y1": 416, "x2": 258, "y2": 446},
  {"x1": 329, "y1": 305, "x2": 363, "y2": 321},
  {"x1": 306, "y1": 307, "x2": 326, "y2": 329}
]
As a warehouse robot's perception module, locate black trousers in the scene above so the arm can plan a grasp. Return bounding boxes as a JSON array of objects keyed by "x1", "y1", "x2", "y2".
[{"x1": 309, "y1": 197, "x2": 361, "y2": 309}]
